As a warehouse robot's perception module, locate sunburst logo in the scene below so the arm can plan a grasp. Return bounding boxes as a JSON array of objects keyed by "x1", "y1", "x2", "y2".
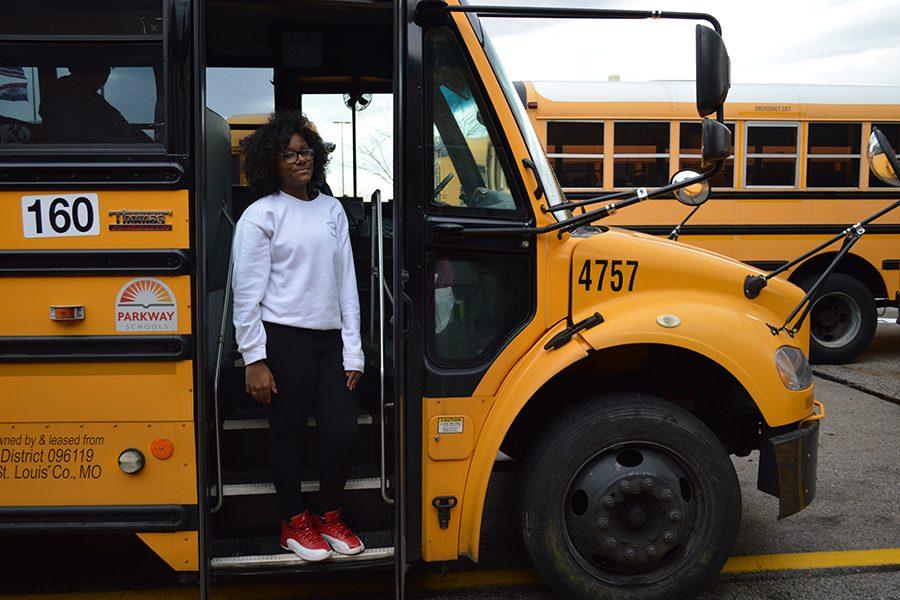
[
  {"x1": 115, "y1": 278, "x2": 178, "y2": 332},
  {"x1": 118, "y1": 279, "x2": 174, "y2": 308}
]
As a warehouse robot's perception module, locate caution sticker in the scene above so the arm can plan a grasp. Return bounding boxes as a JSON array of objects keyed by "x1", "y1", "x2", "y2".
[
  {"x1": 437, "y1": 417, "x2": 464, "y2": 434},
  {"x1": 115, "y1": 277, "x2": 178, "y2": 332}
]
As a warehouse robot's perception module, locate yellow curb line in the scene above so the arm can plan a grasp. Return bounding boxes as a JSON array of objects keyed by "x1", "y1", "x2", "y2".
[
  {"x1": 4, "y1": 547, "x2": 899, "y2": 599},
  {"x1": 721, "y1": 547, "x2": 900, "y2": 573}
]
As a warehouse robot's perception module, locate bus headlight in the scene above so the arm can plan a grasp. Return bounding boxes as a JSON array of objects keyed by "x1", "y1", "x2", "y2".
[
  {"x1": 774, "y1": 346, "x2": 813, "y2": 391},
  {"x1": 118, "y1": 448, "x2": 145, "y2": 474}
]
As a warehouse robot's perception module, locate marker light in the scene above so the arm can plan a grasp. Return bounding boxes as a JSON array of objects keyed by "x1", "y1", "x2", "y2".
[
  {"x1": 118, "y1": 448, "x2": 145, "y2": 474},
  {"x1": 150, "y1": 437, "x2": 174, "y2": 460},
  {"x1": 774, "y1": 346, "x2": 813, "y2": 391}
]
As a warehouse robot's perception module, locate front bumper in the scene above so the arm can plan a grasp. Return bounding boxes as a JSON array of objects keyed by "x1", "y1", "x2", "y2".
[{"x1": 757, "y1": 410, "x2": 821, "y2": 519}]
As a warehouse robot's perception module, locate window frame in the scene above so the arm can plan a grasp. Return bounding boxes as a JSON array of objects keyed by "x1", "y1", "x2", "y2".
[
  {"x1": 678, "y1": 120, "x2": 736, "y2": 189},
  {"x1": 805, "y1": 122, "x2": 862, "y2": 189},
  {"x1": 0, "y1": 0, "x2": 178, "y2": 162},
  {"x1": 423, "y1": 25, "x2": 529, "y2": 220},
  {"x1": 545, "y1": 119, "x2": 604, "y2": 192},
  {"x1": 742, "y1": 121, "x2": 800, "y2": 189},
  {"x1": 612, "y1": 119, "x2": 671, "y2": 189}
]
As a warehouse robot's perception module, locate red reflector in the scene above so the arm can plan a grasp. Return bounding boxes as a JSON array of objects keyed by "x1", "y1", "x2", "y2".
[{"x1": 150, "y1": 437, "x2": 174, "y2": 460}]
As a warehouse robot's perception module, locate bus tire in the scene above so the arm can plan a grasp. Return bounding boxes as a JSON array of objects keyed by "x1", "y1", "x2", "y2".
[
  {"x1": 801, "y1": 273, "x2": 876, "y2": 365},
  {"x1": 519, "y1": 393, "x2": 740, "y2": 600}
]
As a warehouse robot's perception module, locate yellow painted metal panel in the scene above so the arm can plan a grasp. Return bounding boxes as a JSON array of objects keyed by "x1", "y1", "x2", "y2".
[
  {"x1": 0, "y1": 360, "x2": 194, "y2": 423},
  {"x1": 0, "y1": 275, "x2": 191, "y2": 336},
  {"x1": 427, "y1": 415, "x2": 474, "y2": 461},
  {"x1": 137, "y1": 532, "x2": 199, "y2": 571},
  {"x1": 421, "y1": 396, "x2": 493, "y2": 562},
  {"x1": 0, "y1": 190, "x2": 189, "y2": 250},
  {"x1": 0, "y1": 421, "x2": 197, "y2": 505}
]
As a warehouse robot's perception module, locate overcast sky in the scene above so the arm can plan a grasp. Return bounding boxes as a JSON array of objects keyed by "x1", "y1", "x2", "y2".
[{"x1": 477, "y1": 0, "x2": 900, "y2": 85}]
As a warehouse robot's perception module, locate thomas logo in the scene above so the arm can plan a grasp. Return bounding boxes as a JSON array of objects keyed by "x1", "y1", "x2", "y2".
[{"x1": 115, "y1": 278, "x2": 178, "y2": 332}]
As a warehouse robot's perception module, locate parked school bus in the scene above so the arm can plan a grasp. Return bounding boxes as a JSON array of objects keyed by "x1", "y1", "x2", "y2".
[
  {"x1": 4, "y1": 1, "x2": 898, "y2": 598},
  {"x1": 519, "y1": 80, "x2": 900, "y2": 364}
]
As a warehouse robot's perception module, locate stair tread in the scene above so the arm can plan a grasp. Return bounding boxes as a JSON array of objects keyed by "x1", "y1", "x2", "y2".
[
  {"x1": 211, "y1": 532, "x2": 393, "y2": 569},
  {"x1": 222, "y1": 410, "x2": 374, "y2": 430},
  {"x1": 222, "y1": 464, "x2": 379, "y2": 486}
]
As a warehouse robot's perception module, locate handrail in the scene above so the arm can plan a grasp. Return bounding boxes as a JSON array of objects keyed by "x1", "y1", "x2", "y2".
[
  {"x1": 375, "y1": 190, "x2": 394, "y2": 506},
  {"x1": 210, "y1": 205, "x2": 235, "y2": 514}
]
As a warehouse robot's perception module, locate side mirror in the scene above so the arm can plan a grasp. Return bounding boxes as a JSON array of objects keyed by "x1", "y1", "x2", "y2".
[
  {"x1": 868, "y1": 128, "x2": 900, "y2": 187},
  {"x1": 671, "y1": 170, "x2": 710, "y2": 206},
  {"x1": 701, "y1": 117, "x2": 732, "y2": 165},
  {"x1": 695, "y1": 25, "x2": 730, "y2": 117}
]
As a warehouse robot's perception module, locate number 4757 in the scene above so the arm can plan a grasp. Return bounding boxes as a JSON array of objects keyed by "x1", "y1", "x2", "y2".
[{"x1": 578, "y1": 259, "x2": 639, "y2": 292}]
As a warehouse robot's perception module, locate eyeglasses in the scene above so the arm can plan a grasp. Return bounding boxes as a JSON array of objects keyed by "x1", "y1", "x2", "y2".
[{"x1": 280, "y1": 148, "x2": 315, "y2": 163}]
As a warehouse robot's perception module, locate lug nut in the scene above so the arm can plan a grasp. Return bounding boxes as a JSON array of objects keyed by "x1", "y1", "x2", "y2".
[
  {"x1": 660, "y1": 489, "x2": 674, "y2": 502},
  {"x1": 647, "y1": 545, "x2": 658, "y2": 557},
  {"x1": 624, "y1": 548, "x2": 637, "y2": 561},
  {"x1": 601, "y1": 495, "x2": 615, "y2": 508},
  {"x1": 641, "y1": 478, "x2": 654, "y2": 490},
  {"x1": 662, "y1": 531, "x2": 675, "y2": 543},
  {"x1": 605, "y1": 537, "x2": 618, "y2": 551},
  {"x1": 597, "y1": 517, "x2": 609, "y2": 530},
  {"x1": 668, "y1": 510, "x2": 682, "y2": 522},
  {"x1": 619, "y1": 480, "x2": 632, "y2": 493}
]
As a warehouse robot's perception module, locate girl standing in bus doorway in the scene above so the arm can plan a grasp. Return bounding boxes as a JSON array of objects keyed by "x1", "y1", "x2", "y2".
[{"x1": 232, "y1": 112, "x2": 365, "y2": 562}]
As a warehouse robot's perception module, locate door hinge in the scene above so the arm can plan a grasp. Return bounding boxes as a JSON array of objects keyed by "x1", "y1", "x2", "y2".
[
  {"x1": 544, "y1": 312, "x2": 604, "y2": 350},
  {"x1": 432, "y1": 495, "x2": 458, "y2": 529}
]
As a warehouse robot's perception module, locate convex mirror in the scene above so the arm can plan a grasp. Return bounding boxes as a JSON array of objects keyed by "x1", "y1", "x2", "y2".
[
  {"x1": 701, "y1": 117, "x2": 732, "y2": 165},
  {"x1": 868, "y1": 128, "x2": 900, "y2": 187},
  {"x1": 671, "y1": 170, "x2": 710, "y2": 206},
  {"x1": 695, "y1": 25, "x2": 730, "y2": 117}
]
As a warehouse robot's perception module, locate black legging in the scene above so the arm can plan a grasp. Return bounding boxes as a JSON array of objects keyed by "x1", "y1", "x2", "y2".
[{"x1": 262, "y1": 321, "x2": 358, "y2": 519}]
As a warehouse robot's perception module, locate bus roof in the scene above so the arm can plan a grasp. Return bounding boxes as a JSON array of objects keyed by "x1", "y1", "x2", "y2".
[{"x1": 522, "y1": 80, "x2": 899, "y2": 121}]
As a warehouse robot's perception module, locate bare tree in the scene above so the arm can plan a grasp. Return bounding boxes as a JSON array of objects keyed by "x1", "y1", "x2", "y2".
[{"x1": 358, "y1": 126, "x2": 393, "y2": 186}]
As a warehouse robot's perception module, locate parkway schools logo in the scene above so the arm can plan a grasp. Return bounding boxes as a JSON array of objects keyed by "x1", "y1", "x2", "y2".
[{"x1": 115, "y1": 278, "x2": 178, "y2": 332}]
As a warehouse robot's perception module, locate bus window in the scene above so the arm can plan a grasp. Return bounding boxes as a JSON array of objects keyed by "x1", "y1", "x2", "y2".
[
  {"x1": 744, "y1": 122, "x2": 798, "y2": 187},
  {"x1": 0, "y1": 49, "x2": 163, "y2": 146},
  {"x1": 806, "y1": 123, "x2": 861, "y2": 188},
  {"x1": 429, "y1": 29, "x2": 515, "y2": 212},
  {"x1": 679, "y1": 121, "x2": 735, "y2": 188},
  {"x1": 870, "y1": 123, "x2": 900, "y2": 188},
  {"x1": 546, "y1": 121, "x2": 603, "y2": 190},
  {"x1": 613, "y1": 121, "x2": 669, "y2": 188}
]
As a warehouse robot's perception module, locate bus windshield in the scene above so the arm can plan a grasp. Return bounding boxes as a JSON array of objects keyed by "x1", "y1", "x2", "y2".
[{"x1": 480, "y1": 27, "x2": 567, "y2": 216}]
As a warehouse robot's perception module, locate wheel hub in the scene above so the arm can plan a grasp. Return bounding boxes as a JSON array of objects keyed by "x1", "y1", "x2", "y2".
[
  {"x1": 810, "y1": 291, "x2": 861, "y2": 347},
  {"x1": 564, "y1": 446, "x2": 695, "y2": 573}
]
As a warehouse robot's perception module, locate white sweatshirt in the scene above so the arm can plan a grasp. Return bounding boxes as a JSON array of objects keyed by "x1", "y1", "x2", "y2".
[{"x1": 231, "y1": 190, "x2": 364, "y2": 372}]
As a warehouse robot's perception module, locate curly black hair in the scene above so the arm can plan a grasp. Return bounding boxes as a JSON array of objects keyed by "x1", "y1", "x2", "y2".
[{"x1": 240, "y1": 112, "x2": 331, "y2": 199}]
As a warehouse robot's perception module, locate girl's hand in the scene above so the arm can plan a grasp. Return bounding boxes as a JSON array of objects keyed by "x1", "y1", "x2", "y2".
[
  {"x1": 345, "y1": 370, "x2": 362, "y2": 391},
  {"x1": 245, "y1": 361, "x2": 278, "y2": 404}
]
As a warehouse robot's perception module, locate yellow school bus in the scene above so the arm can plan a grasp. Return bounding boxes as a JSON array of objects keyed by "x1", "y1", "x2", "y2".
[
  {"x1": 519, "y1": 80, "x2": 900, "y2": 364},
  {"x1": 6, "y1": 2, "x2": 898, "y2": 599}
]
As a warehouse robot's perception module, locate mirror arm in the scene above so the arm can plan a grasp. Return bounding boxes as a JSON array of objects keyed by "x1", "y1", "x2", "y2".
[
  {"x1": 542, "y1": 188, "x2": 634, "y2": 213},
  {"x1": 444, "y1": 4, "x2": 721, "y2": 34},
  {"x1": 766, "y1": 231, "x2": 863, "y2": 337},
  {"x1": 436, "y1": 163, "x2": 723, "y2": 239},
  {"x1": 744, "y1": 197, "x2": 900, "y2": 299},
  {"x1": 545, "y1": 161, "x2": 722, "y2": 215},
  {"x1": 668, "y1": 204, "x2": 703, "y2": 241}
]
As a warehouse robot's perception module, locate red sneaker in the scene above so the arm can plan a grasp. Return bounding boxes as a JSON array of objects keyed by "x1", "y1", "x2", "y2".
[
  {"x1": 280, "y1": 510, "x2": 331, "y2": 562},
  {"x1": 315, "y1": 508, "x2": 365, "y2": 555}
]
